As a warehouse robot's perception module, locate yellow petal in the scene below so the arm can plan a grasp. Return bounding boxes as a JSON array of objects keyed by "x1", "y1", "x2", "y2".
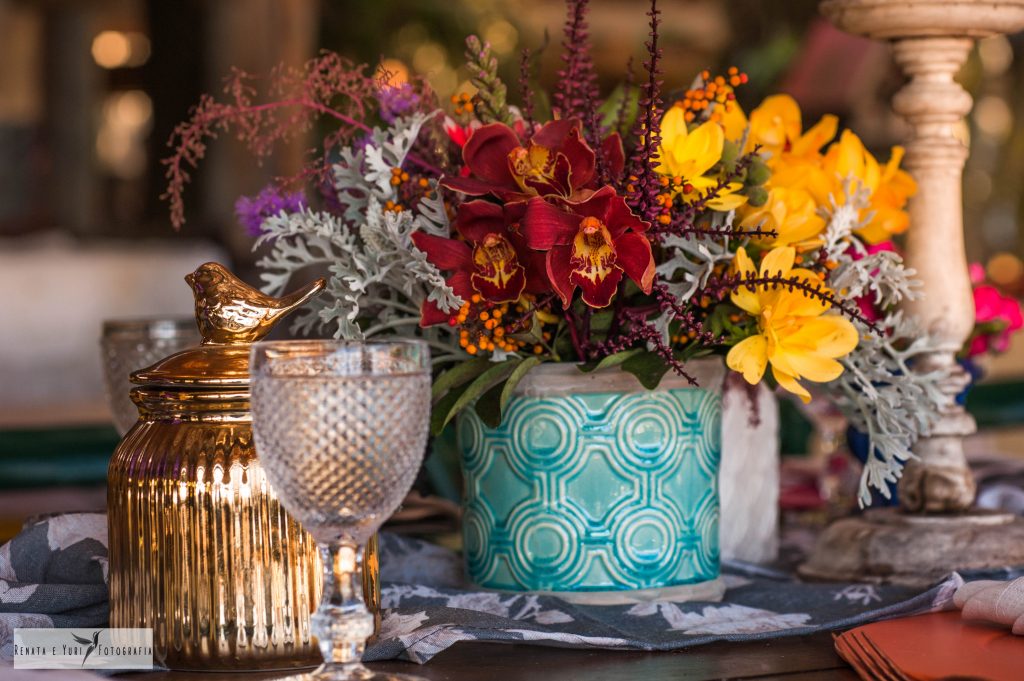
[
  {"x1": 719, "y1": 102, "x2": 748, "y2": 142},
  {"x1": 772, "y1": 365, "x2": 812, "y2": 403},
  {"x1": 681, "y1": 121, "x2": 724, "y2": 178},
  {"x1": 727, "y1": 335, "x2": 769, "y2": 385},
  {"x1": 748, "y1": 94, "x2": 802, "y2": 152},
  {"x1": 769, "y1": 276, "x2": 830, "y2": 317},
  {"x1": 759, "y1": 246, "x2": 796, "y2": 278},
  {"x1": 730, "y1": 247, "x2": 762, "y2": 315},
  {"x1": 706, "y1": 190, "x2": 749, "y2": 211},
  {"x1": 775, "y1": 347, "x2": 846, "y2": 383},
  {"x1": 791, "y1": 114, "x2": 838, "y2": 158},
  {"x1": 785, "y1": 316, "x2": 859, "y2": 358}
]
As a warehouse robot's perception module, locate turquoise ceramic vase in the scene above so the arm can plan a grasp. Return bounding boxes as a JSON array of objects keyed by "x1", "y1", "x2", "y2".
[{"x1": 457, "y1": 359, "x2": 725, "y2": 603}]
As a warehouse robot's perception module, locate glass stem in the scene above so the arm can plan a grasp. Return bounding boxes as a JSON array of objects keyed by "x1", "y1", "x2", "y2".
[{"x1": 312, "y1": 541, "x2": 374, "y2": 675}]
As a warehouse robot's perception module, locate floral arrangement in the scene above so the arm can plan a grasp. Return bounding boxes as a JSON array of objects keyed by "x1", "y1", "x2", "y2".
[{"x1": 163, "y1": 0, "x2": 945, "y2": 505}]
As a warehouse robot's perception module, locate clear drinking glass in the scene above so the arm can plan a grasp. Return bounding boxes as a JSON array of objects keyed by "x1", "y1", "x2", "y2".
[
  {"x1": 250, "y1": 340, "x2": 431, "y2": 681},
  {"x1": 100, "y1": 318, "x2": 200, "y2": 434}
]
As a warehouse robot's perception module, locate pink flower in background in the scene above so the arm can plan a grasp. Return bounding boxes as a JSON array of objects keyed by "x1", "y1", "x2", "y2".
[
  {"x1": 966, "y1": 284, "x2": 1024, "y2": 357},
  {"x1": 969, "y1": 262, "x2": 987, "y2": 285},
  {"x1": 851, "y1": 240, "x2": 897, "y2": 323}
]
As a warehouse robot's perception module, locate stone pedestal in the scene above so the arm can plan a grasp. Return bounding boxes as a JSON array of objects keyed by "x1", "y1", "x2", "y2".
[{"x1": 802, "y1": 0, "x2": 1024, "y2": 584}]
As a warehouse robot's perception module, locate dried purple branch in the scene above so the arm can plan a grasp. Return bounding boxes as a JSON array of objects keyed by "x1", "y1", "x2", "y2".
[
  {"x1": 708, "y1": 270, "x2": 883, "y2": 334},
  {"x1": 553, "y1": 0, "x2": 608, "y2": 183},
  {"x1": 615, "y1": 56, "x2": 636, "y2": 137},
  {"x1": 624, "y1": 0, "x2": 664, "y2": 222},
  {"x1": 519, "y1": 47, "x2": 536, "y2": 137},
  {"x1": 594, "y1": 307, "x2": 698, "y2": 384}
]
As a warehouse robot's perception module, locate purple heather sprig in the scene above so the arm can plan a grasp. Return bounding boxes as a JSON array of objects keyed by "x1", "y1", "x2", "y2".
[
  {"x1": 234, "y1": 185, "x2": 306, "y2": 236},
  {"x1": 624, "y1": 0, "x2": 664, "y2": 223},
  {"x1": 377, "y1": 82, "x2": 421, "y2": 124}
]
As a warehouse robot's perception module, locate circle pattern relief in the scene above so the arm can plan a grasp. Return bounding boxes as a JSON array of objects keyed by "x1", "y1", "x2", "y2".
[{"x1": 458, "y1": 386, "x2": 722, "y2": 593}]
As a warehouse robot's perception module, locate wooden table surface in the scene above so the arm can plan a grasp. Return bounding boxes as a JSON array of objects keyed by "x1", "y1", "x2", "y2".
[{"x1": 128, "y1": 634, "x2": 857, "y2": 681}]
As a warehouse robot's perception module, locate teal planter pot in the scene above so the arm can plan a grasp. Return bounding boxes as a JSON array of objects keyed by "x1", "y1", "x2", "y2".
[{"x1": 457, "y1": 360, "x2": 725, "y2": 603}]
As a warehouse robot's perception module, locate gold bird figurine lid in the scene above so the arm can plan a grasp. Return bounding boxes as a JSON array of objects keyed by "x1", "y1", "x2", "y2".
[{"x1": 131, "y1": 262, "x2": 326, "y2": 388}]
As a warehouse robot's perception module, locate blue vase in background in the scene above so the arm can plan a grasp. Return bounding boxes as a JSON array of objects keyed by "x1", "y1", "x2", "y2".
[{"x1": 457, "y1": 360, "x2": 725, "y2": 603}]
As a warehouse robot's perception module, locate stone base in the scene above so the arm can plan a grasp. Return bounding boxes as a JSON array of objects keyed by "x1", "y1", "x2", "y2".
[{"x1": 799, "y1": 509, "x2": 1024, "y2": 588}]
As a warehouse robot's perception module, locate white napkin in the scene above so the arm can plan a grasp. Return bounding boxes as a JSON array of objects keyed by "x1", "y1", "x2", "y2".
[{"x1": 954, "y1": 577, "x2": 1024, "y2": 634}]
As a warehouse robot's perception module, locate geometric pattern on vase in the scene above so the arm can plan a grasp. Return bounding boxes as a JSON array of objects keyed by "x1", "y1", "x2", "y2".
[{"x1": 458, "y1": 387, "x2": 722, "y2": 592}]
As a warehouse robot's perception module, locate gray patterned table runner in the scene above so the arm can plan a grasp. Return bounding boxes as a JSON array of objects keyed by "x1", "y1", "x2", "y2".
[{"x1": 3, "y1": 513, "x2": 1017, "y2": 665}]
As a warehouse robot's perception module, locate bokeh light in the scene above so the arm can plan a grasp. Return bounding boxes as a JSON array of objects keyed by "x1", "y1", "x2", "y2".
[{"x1": 91, "y1": 31, "x2": 150, "y2": 69}]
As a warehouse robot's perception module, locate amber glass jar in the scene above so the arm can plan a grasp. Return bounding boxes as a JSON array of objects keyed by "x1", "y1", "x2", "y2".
[{"x1": 108, "y1": 346, "x2": 381, "y2": 671}]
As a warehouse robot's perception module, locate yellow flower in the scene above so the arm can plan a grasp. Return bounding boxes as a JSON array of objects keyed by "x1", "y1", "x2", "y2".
[
  {"x1": 726, "y1": 246, "x2": 859, "y2": 403},
  {"x1": 657, "y1": 106, "x2": 747, "y2": 211},
  {"x1": 745, "y1": 94, "x2": 838, "y2": 162},
  {"x1": 821, "y1": 130, "x2": 917, "y2": 244},
  {"x1": 738, "y1": 186, "x2": 826, "y2": 248}
]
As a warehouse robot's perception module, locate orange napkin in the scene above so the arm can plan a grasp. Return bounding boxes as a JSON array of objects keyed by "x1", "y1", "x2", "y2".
[{"x1": 834, "y1": 611, "x2": 1024, "y2": 681}]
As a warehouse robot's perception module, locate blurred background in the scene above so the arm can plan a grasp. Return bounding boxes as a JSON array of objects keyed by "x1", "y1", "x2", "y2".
[{"x1": 2, "y1": 0, "x2": 1023, "y2": 536}]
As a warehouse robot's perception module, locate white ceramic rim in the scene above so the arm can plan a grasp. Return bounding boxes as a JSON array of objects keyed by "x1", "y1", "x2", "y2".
[{"x1": 513, "y1": 356, "x2": 725, "y2": 398}]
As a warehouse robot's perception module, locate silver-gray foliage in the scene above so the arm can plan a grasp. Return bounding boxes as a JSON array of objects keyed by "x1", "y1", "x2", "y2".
[
  {"x1": 253, "y1": 112, "x2": 464, "y2": 360},
  {"x1": 822, "y1": 181, "x2": 951, "y2": 507}
]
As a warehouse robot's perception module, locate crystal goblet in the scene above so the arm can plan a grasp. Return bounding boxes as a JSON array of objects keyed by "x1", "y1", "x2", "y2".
[
  {"x1": 100, "y1": 317, "x2": 200, "y2": 435},
  {"x1": 250, "y1": 340, "x2": 431, "y2": 681}
]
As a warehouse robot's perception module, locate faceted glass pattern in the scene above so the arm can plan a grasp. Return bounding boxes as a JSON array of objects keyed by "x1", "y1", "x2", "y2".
[{"x1": 250, "y1": 340, "x2": 430, "y2": 681}]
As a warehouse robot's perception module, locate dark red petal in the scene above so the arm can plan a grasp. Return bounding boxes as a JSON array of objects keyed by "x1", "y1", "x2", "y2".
[
  {"x1": 561, "y1": 126, "x2": 596, "y2": 190},
  {"x1": 569, "y1": 185, "x2": 618, "y2": 220},
  {"x1": 522, "y1": 197, "x2": 580, "y2": 250},
  {"x1": 503, "y1": 199, "x2": 528, "y2": 226},
  {"x1": 471, "y1": 265, "x2": 526, "y2": 303},
  {"x1": 455, "y1": 200, "x2": 505, "y2": 242},
  {"x1": 615, "y1": 232, "x2": 656, "y2": 294},
  {"x1": 419, "y1": 299, "x2": 450, "y2": 327},
  {"x1": 447, "y1": 270, "x2": 474, "y2": 298},
  {"x1": 462, "y1": 123, "x2": 520, "y2": 187},
  {"x1": 602, "y1": 132, "x2": 626, "y2": 181},
  {"x1": 546, "y1": 246, "x2": 577, "y2": 307},
  {"x1": 440, "y1": 175, "x2": 502, "y2": 196},
  {"x1": 531, "y1": 118, "x2": 578, "y2": 148},
  {"x1": 572, "y1": 266, "x2": 622, "y2": 308},
  {"x1": 411, "y1": 232, "x2": 472, "y2": 271},
  {"x1": 509, "y1": 231, "x2": 551, "y2": 294},
  {"x1": 602, "y1": 191, "x2": 650, "y2": 237}
]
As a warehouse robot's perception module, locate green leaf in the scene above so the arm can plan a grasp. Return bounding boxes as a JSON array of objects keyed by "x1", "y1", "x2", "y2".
[
  {"x1": 431, "y1": 357, "x2": 492, "y2": 403},
  {"x1": 621, "y1": 350, "x2": 671, "y2": 390},
  {"x1": 501, "y1": 356, "x2": 541, "y2": 406},
  {"x1": 579, "y1": 348, "x2": 643, "y2": 373},
  {"x1": 474, "y1": 382, "x2": 506, "y2": 428},
  {"x1": 475, "y1": 356, "x2": 543, "y2": 428},
  {"x1": 431, "y1": 358, "x2": 522, "y2": 436}
]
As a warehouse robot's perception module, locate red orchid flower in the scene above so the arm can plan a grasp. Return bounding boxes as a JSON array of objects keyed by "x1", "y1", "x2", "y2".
[
  {"x1": 523, "y1": 186, "x2": 655, "y2": 308},
  {"x1": 443, "y1": 116, "x2": 478, "y2": 149},
  {"x1": 411, "y1": 201, "x2": 546, "y2": 326},
  {"x1": 442, "y1": 119, "x2": 597, "y2": 201}
]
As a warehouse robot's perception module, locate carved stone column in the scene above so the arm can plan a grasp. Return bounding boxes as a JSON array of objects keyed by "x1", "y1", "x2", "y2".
[
  {"x1": 800, "y1": 0, "x2": 1024, "y2": 586},
  {"x1": 891, "y1": 35, "x2": 978, "y2": 513}
]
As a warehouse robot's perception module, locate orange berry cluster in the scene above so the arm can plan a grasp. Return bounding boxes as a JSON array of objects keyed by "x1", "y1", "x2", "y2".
[
  {"x1": 653, "y1": 176, "x2": 696, "y2": 225},
  {"x1": 389, "y1": 166, "x2": 410, "y2": 186},
  {"x1": 386, "y1": 169, "x2": 436, "y2": 214},
  {"x1": 450, "y1": 294, "x2": 528, "y2": 355},
  {"x1": 450, "y1": 92, "x2": 475, "y2": 116},
  {"x1": 680, "y1": 66, "x2": 748, "y2": 123}
]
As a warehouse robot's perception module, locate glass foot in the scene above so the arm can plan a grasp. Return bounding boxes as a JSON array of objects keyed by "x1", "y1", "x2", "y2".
[{"x1": 284, "y1": 663, "x2": 427, "y2": 681}]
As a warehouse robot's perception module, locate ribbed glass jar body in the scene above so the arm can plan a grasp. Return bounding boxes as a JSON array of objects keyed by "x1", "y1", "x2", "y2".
[{"x1": 107, "y1": 388, "x2": 378, "y2": 671}]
